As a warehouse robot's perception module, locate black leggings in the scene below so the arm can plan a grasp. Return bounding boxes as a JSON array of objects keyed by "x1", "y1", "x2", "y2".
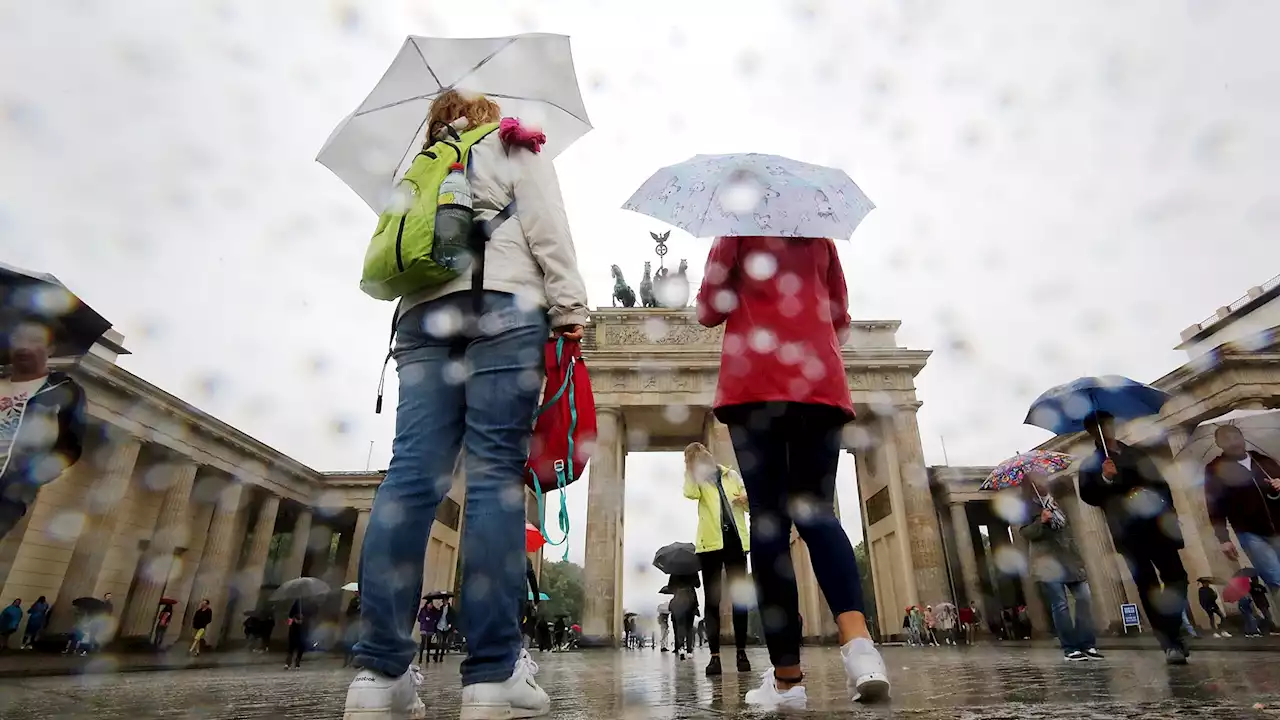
[
  {"x1": 1122, "y1": 544, "x2": 1188, "y2": 652},
  {"x1": 672, "y1": 612, "x2": 694, "y2": 653},
  {"x1": 699, "y1": 545, "x2": 749, "y2": 654},
  {"x1": 725, "y1": 402, "x2": 865, "y2": 669},
  {"x1": 286, "y1": 630, "x2": 305, "y2": 667}
]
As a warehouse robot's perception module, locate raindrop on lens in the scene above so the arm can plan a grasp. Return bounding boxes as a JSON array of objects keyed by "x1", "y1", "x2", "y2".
[{"x1": 744, "y1": 252, "x2": 777, "y2": 280}]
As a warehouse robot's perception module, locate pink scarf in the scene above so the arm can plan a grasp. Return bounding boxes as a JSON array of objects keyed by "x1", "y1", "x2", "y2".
[{"x1": 499, "y1": 117, "x2": 545, "y2": 153}]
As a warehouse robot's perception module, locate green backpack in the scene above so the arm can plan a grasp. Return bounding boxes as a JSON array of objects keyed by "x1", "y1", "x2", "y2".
[{"x1": 360, "y1": 121, "x2": 515, "y2": 301}]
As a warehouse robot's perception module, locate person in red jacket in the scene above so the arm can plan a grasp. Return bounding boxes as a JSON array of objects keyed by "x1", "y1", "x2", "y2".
[{"x1": 696, "y1": 235, "x2": 888, "y2": 709}]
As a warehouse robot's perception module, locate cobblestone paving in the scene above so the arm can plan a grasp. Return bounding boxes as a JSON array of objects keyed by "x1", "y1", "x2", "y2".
[{"x1": 4, "y1": 646, "x2": 1280, "y2": 718}]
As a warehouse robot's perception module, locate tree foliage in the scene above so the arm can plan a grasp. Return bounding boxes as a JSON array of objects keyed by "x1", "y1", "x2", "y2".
[
  {"x1": 539, "y1": 559, "x2": 585, "y2": 622},
  {"x1": 853, "y1": 540, "x2": 878, "y2": 628}
]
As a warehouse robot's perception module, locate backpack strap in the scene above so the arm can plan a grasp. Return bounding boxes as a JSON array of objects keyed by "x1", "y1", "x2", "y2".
[{"x1": 468, "y1": 200, "x2": 517, "y2": 320}]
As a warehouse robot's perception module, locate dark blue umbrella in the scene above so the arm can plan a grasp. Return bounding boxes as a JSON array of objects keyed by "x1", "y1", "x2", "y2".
[{"x1": 1025, "y1": 375, "x2": 1169, "y2": 435}]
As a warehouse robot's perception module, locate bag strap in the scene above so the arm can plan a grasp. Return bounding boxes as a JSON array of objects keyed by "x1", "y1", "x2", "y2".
[{"x1": 530, "y1": 337, "x2": 575, "y2": 560}]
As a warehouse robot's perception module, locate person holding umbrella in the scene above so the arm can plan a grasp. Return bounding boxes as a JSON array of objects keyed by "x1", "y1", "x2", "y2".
[
  {"x1": 0, "y1": 318, "x2": 87, "y2": 541},
  {"x1": 1078, "y1": 411, "x2": 1190, "y2": 664},
  {"x1": 1204, "y1": 422, "x2": 1280, "y2": 597},
  {"x1": 682, "y1": 441, "x2": 752, "y2": 676},
  {"x1": 667, "y1": 573, "x2": 701, "y2": 660},
  {"x1": 336, "y1": 43, "x2": 594, "y2": 714}
]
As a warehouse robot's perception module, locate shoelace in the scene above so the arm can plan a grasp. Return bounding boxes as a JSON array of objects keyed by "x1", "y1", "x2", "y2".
[
  {"x1": 518, "y1": 651, "x2": 540, "y2": 676},
  {"x1": 408, "y1": 665, "x2": 424, "y2": 687}
]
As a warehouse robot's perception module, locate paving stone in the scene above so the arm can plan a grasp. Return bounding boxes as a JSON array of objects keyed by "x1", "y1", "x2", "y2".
[{"x1": 2, "y1": 646, "x2": 1280, "y2": 718}]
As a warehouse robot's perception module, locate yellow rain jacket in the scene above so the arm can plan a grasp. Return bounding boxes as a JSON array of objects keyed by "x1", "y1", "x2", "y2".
[{"x1": 683, "y1": 464, "x2": 750, "y2": 554}]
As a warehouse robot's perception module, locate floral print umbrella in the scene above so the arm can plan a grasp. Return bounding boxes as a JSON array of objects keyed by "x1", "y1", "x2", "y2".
[{"x1": 981, "y1": 450, "x2": 1075, "y2": 491}]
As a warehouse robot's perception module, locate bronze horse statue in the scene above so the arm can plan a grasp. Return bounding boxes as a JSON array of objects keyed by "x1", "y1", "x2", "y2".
[{"x1": 611, "y1": 265, "x2": 636, "y2": 307}]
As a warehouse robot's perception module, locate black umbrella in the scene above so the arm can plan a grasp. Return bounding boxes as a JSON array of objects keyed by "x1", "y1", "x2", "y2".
[
  {"x1": 658, "y1": 586, "x2": 675, "y2": 596},
  {"x1": 71, "y1": 597, "x2": 109, "y2": 614},
  {"x1": 0, "y1": 262, "x2": 116, "y2": 364},
  {"x1": 424, "y1": 590, "x2": 454, "y2": 601},
  {"x1": 653, "y1": 542, "x2": 701, "y2": 576}
]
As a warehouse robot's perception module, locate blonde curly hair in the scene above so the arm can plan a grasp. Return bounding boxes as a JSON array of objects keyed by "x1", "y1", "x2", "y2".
[{"x1": 424, "y1": 89, "x2": 502, "y2": 149}]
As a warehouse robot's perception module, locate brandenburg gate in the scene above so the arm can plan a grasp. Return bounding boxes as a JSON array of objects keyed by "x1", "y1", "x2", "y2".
[{"x1": 578, "y1": 308, "x2": 945, "y2": 644}]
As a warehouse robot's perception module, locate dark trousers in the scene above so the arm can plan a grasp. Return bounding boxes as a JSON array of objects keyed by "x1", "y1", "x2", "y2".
[
  {"x1": 1202, "y1": 604, "x2": 1226, "y2": 631},
  {"x1": 1122, "y1": 543, "x2": 1189, "y2": 652},
  {"x1": 672, "y1": 612, "x2": 694, "y2": 653},
  {"x1": 434, "y1": 631, "x2": 450, "y2": 661},
  {"x1": 286, "y1": 628, "x2": 305, "y2": 667},
  {"x1": 699, "y1": 545, "x2": 749, "y2": 654},
  {"x1": 726, "y1": 403, "x2": 865, "y2": 669}
]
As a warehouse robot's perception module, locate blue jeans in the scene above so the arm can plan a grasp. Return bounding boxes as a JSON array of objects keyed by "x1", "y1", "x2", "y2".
[
  {"x1": 353, "y1": 292, "x2": 547, "y2": 685},
  {"x1": 1240, "y1": 596, "x2": 1260, "y2": 635},
  {"x1": 1041, "y1": 580, "x2": 1096, "y2": 653},
  {"x1": 1237, "y1": 532, "x2": 1280, "y2": 590}
]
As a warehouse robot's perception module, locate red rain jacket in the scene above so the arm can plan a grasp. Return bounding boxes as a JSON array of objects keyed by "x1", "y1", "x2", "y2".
[{"x1": 695, "y1": 236, "x2": 854, "y2": 418}]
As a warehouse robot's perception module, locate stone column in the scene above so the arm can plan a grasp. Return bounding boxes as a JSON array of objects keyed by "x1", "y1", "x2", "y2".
[
  {"x1": 1013, "y1": 534, "x2": 1051, "y2": 635},
  {"x1": 1165, "y1": 426, "x2": 1235, "y2": 602},
  {"x1": 949, "y1": 503, "x2": 983, "y2": 607},
  {"x1": 867, "y1": 416, "x2": 919, "y2": 607},
  {"x1": 186, "y1": 480, "x2": 246, "y2": 647},
  {"x1": 890, "y1": 406, "x2": 949, "y2": 604},
  {"x1": 582, "y1": 408, "x2": 625, "y2": 647},
  {"x1": 228, "y1": 493, "x2": 281, "y2": 623},
  {"x1": 279, "y1": 508, "x2": 313, "y2": 582},
  {"x1": 345, "y1": 509, "x2": 371, "y2": 586},
  {"x1": 169, "y1": 501, "x2": 215, "y2": 642},
  {"x1": 49, "y1": 435, "x2": 142, "y2": 634},
  {"x1": 120, "y1": 461, "x2": 197, "y2": 639}
]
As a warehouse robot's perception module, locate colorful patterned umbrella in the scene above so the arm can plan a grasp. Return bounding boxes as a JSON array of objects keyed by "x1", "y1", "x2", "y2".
[{"x1": 981, "y1": 451, "x2": 1075, "y2": 491}]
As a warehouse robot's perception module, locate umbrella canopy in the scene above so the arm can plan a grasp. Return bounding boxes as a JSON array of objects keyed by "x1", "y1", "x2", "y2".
[
  {"x1": 526, "y1": 523, "x2": 546, "y2": 553},
  {"x1": 658, "y1": 585, "x2": 675, "y2": 596},
  {"x1": 528, "y1": 591, "x2": 550, "y2": 601},
  {"x1": 341, "y1": 582, "x2": 360, "y2": 593},
  {"x1": 571, "y1": 623, "x2": 581, "y2": 632},
  {"x1": 158, "y1": 597, "x2": 179, "y2": 606},
  {"x1": 424, "y1": 590, "x2": 454, "y2": 601},
  {"x1": 71, "y1": 597, "x2": 110, "y2": 614},
  {"x1": 622, "y1": 153, "x2": 875, "y2": 240},
  {"x1": 1223, "y1": 568, "x2": 1259, "y2": 604},
  {"x1": 318, "y1": 33, "x2": 593, "y2": 211},
  {"x1": 0, "y1": 262, "x2": 116, "y2": 364},
  {"x1": 981, "y1": 451, "x2": 1075, "y2": 491},
  {"x1": 270, "y1": 577, "x2": 331, "y2": 603},
  {"x1": 1176, "y1": 408, "x2": 1280, "y2": 468},
  {"x1": 1025, "y1": 375, "x2": 1170, "y2": 435},
  {"x1": 653, "y1": 542, "x2": 701, "y2": 576}
]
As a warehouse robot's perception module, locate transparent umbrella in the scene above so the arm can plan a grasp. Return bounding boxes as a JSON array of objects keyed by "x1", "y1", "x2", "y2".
[
  {"x1": 317, "y1": 33, "x2": 593, "y2": 211},
  {"x1": 270, "y1": 577, "x2": 331, "y2": 603}
]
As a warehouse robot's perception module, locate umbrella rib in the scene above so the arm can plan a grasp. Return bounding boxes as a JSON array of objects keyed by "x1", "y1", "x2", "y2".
[
  {"x1": 483, "y1": 92, "x2": 590, "y2": 126},
  {"x1": 442, "y1": 37, "x2": 520, "y2": 97},
  {"x1": 349, "y1": 39, "x2": 523, "y2": 119},
  {"x1": 409, "y1": 36, "x2": 444, "y2": 91}
]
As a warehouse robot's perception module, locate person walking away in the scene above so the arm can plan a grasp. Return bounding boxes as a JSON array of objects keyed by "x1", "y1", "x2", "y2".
[
  {"x1": 535, "y1": 604, "x2": 552, "y2": 653},
  {"x1": 417, "y1": 598, "x2": 442, "y2": 664},
  {"x1": 553, "y1": 617, "x2": 566, "y2": 651},
  {"x1": 668, "y1": 572, "x2": 700, "y2": 660},
  {"x1": 345, "y1": 90, "x2": 589, "y2": 720},
  {"x1": 1251, "y1": 577, "x2": 1274, "y2": 634},
  {"x1": 683, "y1": 442, "x2": 752, "y2": 676},
  {"x1": 657, "y1": 606, "x2": 670, "y2": 652},
  {"x1": 1206, "y1": 425, "x2": 1280, "y2": 607},
  {"x1": 1018, "y1": 469, "x2": 1102, "y2": 661},
  {"x1": 344, "y1": 593, "x2": 361, "y2": 667},
  {"x1": 243, "y1": 613, "x2": 260, "y2": 652},
  {"x1": 696, "y1": 234, "x2": 890, "y2": 709},
  {"x1": 286, "y1": 600, "x2": 306, "y2": 670},
  {"x1": 696, "y1": 619, "x2": 706, "y2": 648},
  {"x1": 153, "y1": 603, "x2": 173, "y2": 649},
  {"x1": 0, "y1": 320, "x2": 87, "y2": 543},
  {"x1": 0, "y1": 599, "x2": 20, "y2": 649},
  {"x1": 957, "y1": 604, "x2": 974, "y2": 645},
  {"x1": 968, "y1": 602, "x2": 983, "y2": 644},
  {"x1": 189, "y1": 599, "x2": 213, "y2": 657},
  {"x1": 1198, "y1": 580, "x2": 1230, "y2": 637},
  {"x1": 910, "y1": 606, "x2": 926, "y2": 647},
  {"x1": 434, "y1": 598, "x2": 455, "y2": 663},
  {"x1": 1239, "y1": 590, "x2": 1263, "y2": 637},
  {"x1": 901, "y1": 610, "x2": 916, "y2": 646},
  {"x1": 22, "y1": 595, "x2": 48, "y2": 649},
  {"x1": 937, "y1": 604, "x2": 956, "y2": 645},
  {"x1": 1079, "y1": 411, "x2": 1191, "y2": 665},
  {"x1": 260, "y1": 611, "x2": 275, "y2": 653}
]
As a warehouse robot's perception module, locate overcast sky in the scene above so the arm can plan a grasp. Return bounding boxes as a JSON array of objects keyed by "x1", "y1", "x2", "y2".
[{"x1": 3, "y1": 0, "x2": 1278, "y2": 610}]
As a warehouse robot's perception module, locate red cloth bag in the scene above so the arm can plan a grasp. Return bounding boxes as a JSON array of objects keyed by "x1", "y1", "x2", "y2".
[{"x1": 524, "y1": 337, "x2": 596, "y2": 557}]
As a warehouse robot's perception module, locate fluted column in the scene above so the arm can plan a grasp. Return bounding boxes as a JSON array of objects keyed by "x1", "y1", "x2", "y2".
[
  {"x1": 186, "y1": 480, "x2": 246, "y2": 647},
  {"x1": 280, "y1": 508, "x2": 313, "y2": 583},
  {"x1": 49, "y1": 435, "x2": 142, "y2": 633},
  {"x1": 1062, "y1": 478, "x2": 1125, "y2": 631},
  {"x1": 1013, "y1": 534, "x2": 1051, "y2": 635},
  {"x1": 949, "y1": 503, "x2": 983, "y2": 607},
  {"x1": 229, "y1": 493, "x2": 281, "y2": 623},
  {"x1": 121, "y1": 461, "x2": 197, "y2": 639},
  {"x1": 346, "y1": 509, "x2": 371, "y2": 585},
  {"x1": 582, "y1": 408, "x2": 625, "y2": 647},
  {"x1": 890, "y1": 406, "x2": 949, "y2": 604}
]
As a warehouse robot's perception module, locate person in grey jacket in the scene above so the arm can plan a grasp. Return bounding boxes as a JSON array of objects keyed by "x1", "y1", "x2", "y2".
[{"x1": 1018, "y1": 469, "x2": 1102, "y2": 662}]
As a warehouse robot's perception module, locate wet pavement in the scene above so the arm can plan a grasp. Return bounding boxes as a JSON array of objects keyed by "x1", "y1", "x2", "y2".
[{"x1": 3, "y1": 645, "x2": 1280, "y2": 718}]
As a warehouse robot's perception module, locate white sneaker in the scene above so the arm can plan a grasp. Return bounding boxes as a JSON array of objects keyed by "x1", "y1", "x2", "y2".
[
  {"x1": 744, "y1": 669, "x2": 807, "y2": 710},
  {"x1": 460, "y1": 650, "x2": 550, "y2": 719},
  {"x1": 841, "y1": 637, "x2": 890, "y2": 703},
  {"x1": 1221, "y1": 631, "x2": 1232, "y2": 638},
  {"x1": 343, "y1": 666, "x2": 426, "y2": 719}
]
